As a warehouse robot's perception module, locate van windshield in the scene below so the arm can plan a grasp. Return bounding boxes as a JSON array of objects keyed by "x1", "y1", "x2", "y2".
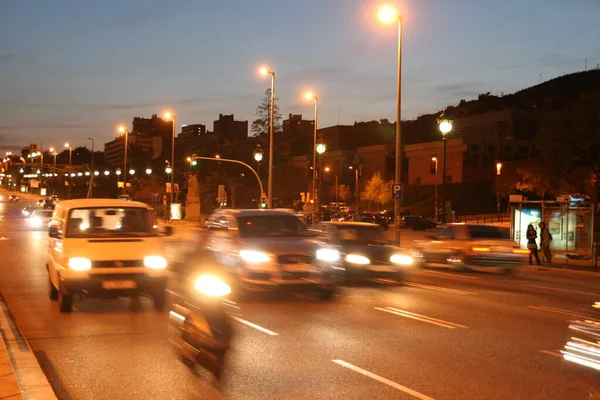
[{"x1": 66, "y1": 207, "x2": 155, "y2": 238}]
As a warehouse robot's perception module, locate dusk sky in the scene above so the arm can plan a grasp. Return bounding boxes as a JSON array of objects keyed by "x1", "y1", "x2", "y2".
[{"x1": 1, "y1": 0, "x2": 598, "y2": 150}]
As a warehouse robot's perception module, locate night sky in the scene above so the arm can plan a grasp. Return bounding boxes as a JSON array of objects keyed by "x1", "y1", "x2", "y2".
[{"x1": 1, "y1": 0, "x2": 598, "y2": 149}]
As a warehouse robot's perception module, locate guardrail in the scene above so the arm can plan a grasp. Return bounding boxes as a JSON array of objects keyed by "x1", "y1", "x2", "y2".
[{"x1": 454, "y1": 213, "x2": 510, "y2": 224}]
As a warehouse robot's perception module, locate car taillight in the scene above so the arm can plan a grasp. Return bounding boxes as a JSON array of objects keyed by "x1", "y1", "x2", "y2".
[
  {"x1": 472, "y1": 247, "x2": 490, "y2": 252},
  {"x1": 512, "y1": 249, "x2": 529, "y2": 254}
]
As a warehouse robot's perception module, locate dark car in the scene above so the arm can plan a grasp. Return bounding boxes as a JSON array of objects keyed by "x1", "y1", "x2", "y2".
[
  {"x1": 313, "y1": 222, "x2": 414, "y2": 284},
  {"x1": 378, "y1": 210, "x2": 395, "y2": 224},
  {"x1": 342, "y1": 213, "x2": 390, "y2": 230},
  {"x1": 8, "y1": 194, "x2": 19, "y2": 202},
  {"x1": 399, "y1": 215, "x2": 437, "y2": 230}
]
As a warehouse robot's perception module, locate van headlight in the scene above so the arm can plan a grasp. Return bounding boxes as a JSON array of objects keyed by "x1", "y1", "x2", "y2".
[
  {"x1": 68, "y1": 257, "x2": 92, "y2": 271},
  {"x1": 316, "y1": 248, "x2": 340, "y2": 262},
  {"x1": 194, "y1": 275, "x2": 231, "y2": 297},
  {"x1": 390, "y1": 254, "x2": 413, "y2": 265},
  {"x1": 239, "y1": 250, "x2": 270, "y2": 263},
  {"x1": 29, "y1": 217, "x2": 42, "y2": 227},
  {"x1": 144, "y1": 256, "x2": 167, "y2": 269},
  {"x1": 345, "y1": 254, "x2": 370, "y2": 265}
]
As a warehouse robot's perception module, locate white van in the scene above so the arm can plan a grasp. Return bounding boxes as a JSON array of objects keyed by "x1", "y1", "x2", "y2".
[{"x1": 47, "y1": 199, "x2": 171, "y2": 313}]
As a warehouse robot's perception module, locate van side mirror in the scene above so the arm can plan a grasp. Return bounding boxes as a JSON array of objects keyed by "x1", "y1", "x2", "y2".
[
  {"x1": 164, "y1": 226, "x2": 173, "y2": 236},
  {"x1": 49, "y1": 225, "x2": 61, "y2": 239}
]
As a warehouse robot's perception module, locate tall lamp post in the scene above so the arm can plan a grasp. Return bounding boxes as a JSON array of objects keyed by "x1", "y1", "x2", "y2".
[
  {"x1": 438, "y1": 118, "x2": 453, "y2": 223},
  {"x1": 259, "y1": 67, "x2": 275, "y2": 208},
  {"x1": 378, "y1": 5, "x2": 403, "y2": 246},
  {"x1": 49, "y1": 147, "x2": 57, "y2": 169},
  {"x1": 315, "y1": 141, "x2": 327, "y2": 214},
  {"x1": 496, "y1": 162, "x2": 502, "y2": 220},
  {"x1": 304, "y1": 91, "x2": 319, "y2": 214},
  {"x1": 87, "y1": 138, "x2": 95, "y2": 198},
  {"x1": 349, "y1": 165, "x2": 361, "y2": 212},
  {"x1": 64, "y1": 143, "x2": 72, "y2": 166},
  {"x1": 117, "y1": 125, "x2": 129, "y2": 193},
  {"x1": 325, "y1": 166, "x2": 339, "y2": 204},
  {"x1": 432, "y1": 157, "x2": 439, "y2": 222},
  {"x1": 163, "y1": 112, "x2": 176, "y2": 206}
]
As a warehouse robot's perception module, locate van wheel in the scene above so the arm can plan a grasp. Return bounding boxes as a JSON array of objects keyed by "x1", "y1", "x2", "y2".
[
  {"x1": 58, "y1": 290, "x2": 73, "y2": 313},
  {"x1": 153, "y1": 290, "x2": 167, "y2": 312},
  {"x1": 48, "y1": 276, "x2": 58, "y2": 300}
]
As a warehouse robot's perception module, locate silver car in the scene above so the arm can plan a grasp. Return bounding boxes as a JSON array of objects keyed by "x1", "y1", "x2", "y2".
[
  {"x1": 205, "y1": 209, "x2": 338, "y2": 299},
  {"x1": 412, "y1": 223, "x2": 528, "y2": 273}
]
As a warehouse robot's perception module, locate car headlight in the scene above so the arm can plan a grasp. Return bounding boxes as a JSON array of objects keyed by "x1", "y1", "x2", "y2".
[
  {"x1": 345, "y1": 254, "x2": 371, "y2": 265},
  {"x1": 23, "y1": 211, "x2": 30, "y2": 217},
  {"x1": 239, "y1": 250, "x2": 270, "y2": 263},
  {"x1": 144, "y1": 256, "x2": 167, "y2": 269},
  {"x1": 316, "y1": 248, "x2": 340, "y2": 262},
  {"x1": 194, "y1": 275, "x2": 231, "y2": 297},
  {"x1": 390, "y1": 254, "x2": 413, "y2": 265},
  {"x1": 29, "y1": 217, "x2": 42, "y2": 227},
  {"x1": 68, "y1": 257, "x2": 92, "y2": 271}
]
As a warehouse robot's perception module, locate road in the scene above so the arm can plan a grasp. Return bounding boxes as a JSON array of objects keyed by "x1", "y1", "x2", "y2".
[{"x1": 0, "y1": 193, "x2": 597, "y2": 399}]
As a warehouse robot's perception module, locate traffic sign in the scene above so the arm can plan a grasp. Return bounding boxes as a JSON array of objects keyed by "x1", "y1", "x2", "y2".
[{"x1": 392, "y1": 183, "x2": 403, "y2": 201}]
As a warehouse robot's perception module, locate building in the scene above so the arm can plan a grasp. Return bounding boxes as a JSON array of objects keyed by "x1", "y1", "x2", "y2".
[
  {"x1": 104, "y1": 133, "x2": 163, "y2": 168},
  {"x1": 282, "y1": 114, "x2": 314, "y2": 156},
  {"x1": 213, "y1": 114, "x2": 248, "y2": 143},
  {"x1": 132, "y1": 114, "x2": 173, "y2": 158},
  {"x1": 104, "y1": 136, "x2": 126, "y2": 168},
  {"x1": 176, "y1": 124, "x2": 207, "y2": 154}
]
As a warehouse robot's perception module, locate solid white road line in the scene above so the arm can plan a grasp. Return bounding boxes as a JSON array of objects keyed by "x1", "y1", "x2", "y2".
[
  {"x1": 523, "y1": 284, "x2": 597, "y2": 296},
  {"x1": 375, "y1": 307, "x2": 468, "y2": 329},
  {"x1": 404, "y1": 281, "x2": 476, "y2": 296},
  {"x1": 527, "y1": 305, "x2": 591, "y2": 319},
  {"x1": 421, "y1": 269, "x2": 478, "y2": 280},
  {"x1": 231, "y1": 316, "x2": 279, "y2": 336},
  {"x1": 332, "y1": 359, "x2": 436, "y2": 400},
  {"x1": 539, "y1": 350, "x2": 562, "y2": 358}
]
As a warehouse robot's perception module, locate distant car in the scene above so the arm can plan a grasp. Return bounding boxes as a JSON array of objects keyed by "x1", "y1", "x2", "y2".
[
  {"x1": 22, "y1": 206, "x2": 38, "y2": 218},
  {"x1": 341, "y1": 213, "x2": 390, "y2": 230},
  {"x1": 8, "y1": 194, "x2": 19, "y2": 202},
  {"x1": 379, "y1": 210, "x2": 395, "y2": 224},
  {"x1": 26, "y1": 209, "x2": 53, "y2": 230},
  {"x1": 313, "y1": 222, "x2": 414, "y2": 284},
  {"x1": 399, "y1": 215, "x2": 438, "y2": 230},
  {"x1": 412, "y1": 224, "x2": 529, "y2": 273}
]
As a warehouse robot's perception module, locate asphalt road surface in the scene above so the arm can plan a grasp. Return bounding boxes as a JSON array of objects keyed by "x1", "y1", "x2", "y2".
[{"x1": 0, "y1": 192, "x2": 597, "y2": 399}]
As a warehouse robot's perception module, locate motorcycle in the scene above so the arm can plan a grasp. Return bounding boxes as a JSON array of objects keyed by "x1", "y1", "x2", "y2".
[{"x1": 169, "y1": 264, "x2": 238, "y2": 380}]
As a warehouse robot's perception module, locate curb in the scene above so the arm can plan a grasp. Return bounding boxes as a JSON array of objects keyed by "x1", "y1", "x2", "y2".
[{"x1": 0, "y1": 294, "x2": 57, "y2": 400}]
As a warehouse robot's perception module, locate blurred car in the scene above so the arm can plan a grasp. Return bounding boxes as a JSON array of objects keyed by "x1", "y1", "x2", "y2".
[
  {"x1": 26, "y1": 209, "x2": 53, "y2": 230},
  {"x1": 399, "y1": 215, "x2": 438, "y2": 230},
  {"x1": 340, "y1": 213, "x2": 390, "y2": 230},
  {"x1": 560, "y1": 302, "x2": 600, "y2": 397},
  {"x1": 379, "y1": 210, "x2": 395, "y2": 224},
  {"x1": 205, "y1": 209, "x2": 338, "y2": 299},
  {"x1": 412, "y1": 223, "x2": 528, "y2": 273},
  {"x1": 0, "y1": 195, "x2": 3, "y2": 201},
  {"x1": 313, "y1": 222, "x2": 413, "y2": 284},
  {"x1": 8, "y1": 194, "x2": 19, "y2": 202},
  {"x1": 22, "y1": 206, "x2": 39, "y2": 218}
]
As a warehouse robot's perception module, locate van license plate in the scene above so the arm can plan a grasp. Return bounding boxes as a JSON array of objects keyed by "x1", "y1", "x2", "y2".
[{"x1": 102, "y1": 280, "x2": 136, "y2": 290}]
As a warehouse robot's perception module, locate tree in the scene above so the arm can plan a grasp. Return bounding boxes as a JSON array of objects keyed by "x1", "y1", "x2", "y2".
[
  {"x1": 515, "y1": 162, "x2": 558, "y2": 199},
  {"x1": 251, "y1": 88, "x2": 282, "y2": 137},
  {"x1": 361, "y1": 172, "x2": 391, "y2": 211}
]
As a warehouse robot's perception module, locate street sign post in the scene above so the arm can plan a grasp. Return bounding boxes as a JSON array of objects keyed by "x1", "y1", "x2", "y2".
[{"x1": 392, "y1": 183, "x2": 403, "y2": 201}]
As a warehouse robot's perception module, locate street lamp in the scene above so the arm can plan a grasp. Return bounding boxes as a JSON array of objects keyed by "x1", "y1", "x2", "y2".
[
  {"x1": 315, "y1": 140, "x2": 327, "y2": 208},
  {"x1": 304, "y1": 90, "x2": 320, "y2": 217},
  {"x1": 259, "y1": 66, "x2": 275, "y2": 208},
  {"x1": 253, "y1": 144, "x2": 264, "y2": 180},
  {"x1": 49, "y1": 147, "x2": 57, "y2": 168},
  {"x1": 431, "y1": 157, "x2": 439, "y2": 221},
  {"x1": 438, "y1": 117, "x2": 453, "y2": 223},
  {"x1": 146, "y1": 167, "x2": 152, "y2": 175},
  {"x1": 324, "y1": 166, "x2": 339, "y2": 204},
  {"x1": 129, "y1": 169, "x2": 135, "y2": 176},
  {"x1": 163, "y1": 112, "x2": 176, "y2": 206},
  {"x1": 496, "y1": 162, "x2": 503, "y2": 219},
  {"x1": 117, "y1": 125, "x2": 129, "y2": 193},
  {"x1": 64, "y1": 143, "x2": 72, "y2": 166},
  {"x1": 87, "y1": 138, "x2": 95, "y2": 198},
  {"x1": 377, "y1": 4, "x2": 403, "y2": 245}
]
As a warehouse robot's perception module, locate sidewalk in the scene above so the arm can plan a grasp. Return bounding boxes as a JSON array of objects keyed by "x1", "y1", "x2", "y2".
[{"x1": 0, "y1": 295, "x2": 56, "y2": 399}]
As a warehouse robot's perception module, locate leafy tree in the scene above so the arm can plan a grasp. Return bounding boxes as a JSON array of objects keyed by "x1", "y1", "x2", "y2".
[
  {"x1": 515, "y1": 162, "x2": 558, "y2": 199},
  {"x1": 361, "y1": 172, "x2": 391, "y2": 211},
  {"x1": 251, "y1": 88, "x2": 282, "y2": 137}
]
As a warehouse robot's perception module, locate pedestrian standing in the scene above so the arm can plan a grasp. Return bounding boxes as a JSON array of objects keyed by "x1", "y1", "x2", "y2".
[
  {"x1": 539, "y1": 221, "x2": 553, "y2": 264},
  {"x1": 526, "y1": 224, "x2": 542, "y2": 265}
]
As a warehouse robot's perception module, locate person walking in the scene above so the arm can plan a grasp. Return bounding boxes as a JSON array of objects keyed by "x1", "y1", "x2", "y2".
[
  {"x1": 539, "y1": 221, "x2": 553, "y2": 264},
  {"x1": 526, "y1": 223, "x2": 542, "y2": 265}
]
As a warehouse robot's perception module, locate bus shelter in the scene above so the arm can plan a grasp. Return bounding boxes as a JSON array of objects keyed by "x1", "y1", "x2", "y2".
[{"x1": 509, "y1": 195, "x2": 593, "y2": 257}]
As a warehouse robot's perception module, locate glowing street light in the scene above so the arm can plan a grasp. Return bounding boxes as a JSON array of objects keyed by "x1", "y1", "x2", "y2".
[
  {"x1": 438, "y1": 116, "x2": 453, "y2": 223},
  {"x1": 496, "y1": 162, "x2": 503, "y2": 219},
  {"x1": 258, "y1": 65, "x2": 275, "y2": 208},
  {"x1": 163, "y1": 112, "x2": 176, "y2": 206},
  {"x1": 316, "y1": 142, "x2": 327, "y2": 155},
  {"x1": 64, "y1": 143, "x2": 72, "y2": 166},
  {"x1": 129, "y1": 169, "x2": 135, "y2": 175},
  {"x1": 145, "y1": 167, "x2": 152, "y2": 175},
  {"x1": 376, "y1": 3, "x2": 403, "y2": 245}
]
